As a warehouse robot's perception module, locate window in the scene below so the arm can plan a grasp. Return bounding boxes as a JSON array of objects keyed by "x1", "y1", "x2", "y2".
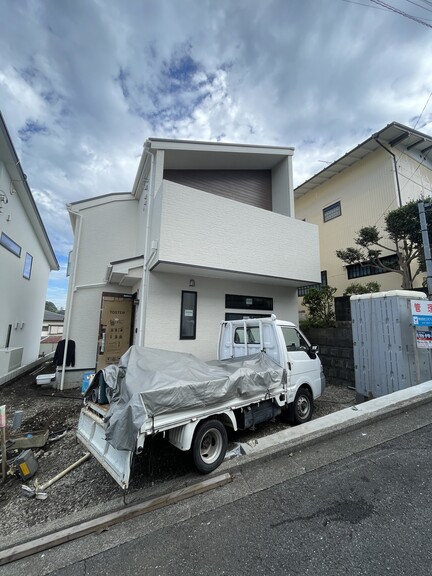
[
  {"x1": 225, "y1": 294, "x2": 273, "y2": 310},
  {"x1": 280, "y1": 326, "x2": 309, "y2": 352},
  {"x1": 298, "y1": 271, "x2": 328, "y2": 297},
  {"x1": 346, "y1": 255, "x2": 398, "y2": 279},
  {"x1": 0, "y1": 232, "x2": 21, "y2": 257},
  {"x1": 180, "y1": 291, "x2": 197, "y2": 339},
  {"x1": 323, "y1": 201, "x2": 341, "y2": 222},
  {"x1": 234, "y1": 326, "x2": 261, "y2": 345},
  {"x1": 23, "y1": 253, "x2": 33, "y2": 279}
]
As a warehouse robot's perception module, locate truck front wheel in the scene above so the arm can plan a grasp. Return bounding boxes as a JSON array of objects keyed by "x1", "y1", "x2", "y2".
[
  {"x1": 289, "y1": 387, "x2": 313, "y2": 425},
  {"x1": 191, "y1": 419, "x2": 228, "y2": 474}
]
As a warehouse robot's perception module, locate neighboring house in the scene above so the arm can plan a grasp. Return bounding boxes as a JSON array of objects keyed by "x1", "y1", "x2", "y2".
[
  {"x1": 61, "y1": 138, "x2": 321, "y2": 387},
  {"x1": 295, "y1": 122, "x2": 432, "y2": 302},
  {"x1": 0, "y1": 112, "x2": 59, "y2": 381},
  {"x1": 39, "y1": 310, "x2": 64, "y2": 356},
  {"x1": 41, "y1": 310, "x2": 65, "y2": 338}
]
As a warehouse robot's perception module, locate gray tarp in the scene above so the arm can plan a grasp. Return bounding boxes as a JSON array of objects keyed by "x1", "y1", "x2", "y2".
[{"x1": 101, "y1": 346, "x2": 285, "y2": 451}]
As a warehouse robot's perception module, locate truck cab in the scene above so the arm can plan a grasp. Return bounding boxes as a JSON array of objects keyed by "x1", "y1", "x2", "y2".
[{"x1": 218, "y1": 315, "x2": 325, "y2": 423}]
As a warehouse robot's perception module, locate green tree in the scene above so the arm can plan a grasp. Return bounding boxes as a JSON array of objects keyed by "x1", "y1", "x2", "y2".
[
  {"x1": 302, "y1": 285, "x2": 336, "y2": 326},
  {"x1": 336, "y1": 199, "x2": 432, "y2": 290},
  {"x1": 344, "y1": 281, "x2": 381, "y2": 296},
  {"x1": 45, "y1": 301, "x2": 58, "y2": 313}
]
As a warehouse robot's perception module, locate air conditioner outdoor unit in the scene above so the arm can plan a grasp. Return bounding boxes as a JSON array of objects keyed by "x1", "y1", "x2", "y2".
[{"x1": 0, "y1": 347, "x2": 23, "y2": 374}]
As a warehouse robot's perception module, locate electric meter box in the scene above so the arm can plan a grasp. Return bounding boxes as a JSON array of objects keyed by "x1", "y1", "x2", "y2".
[{"x1": 350, "y1": 290, "x2": 432, "y2": 399}]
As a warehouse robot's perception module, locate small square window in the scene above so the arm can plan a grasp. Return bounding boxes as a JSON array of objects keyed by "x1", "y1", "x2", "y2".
[
  {"x1": 23, "y1": 253, "x2": 33, "y2": 279},
  {"x1": 323, "y1": 201, "x2": 341, "y2": 222}
]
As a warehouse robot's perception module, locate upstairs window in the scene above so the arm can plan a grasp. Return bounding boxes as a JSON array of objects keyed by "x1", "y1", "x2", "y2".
[
  {"x1": 23, "y1": 253, "x2": 33, "y2": 280},
  {"x1": 323, "y1": 201, "x2": 341, "y2": 222},
  {"x1": 298, "y1": 271, "x2": 328, "y2": 297},
  {"x1": 0, "y1": 232, "x2": 21, "y2": 257},
  {"x1": 346, "y1": 254, "x2": 399, "y2": 279}
]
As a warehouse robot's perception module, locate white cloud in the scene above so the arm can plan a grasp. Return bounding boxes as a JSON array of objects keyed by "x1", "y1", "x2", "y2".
[{"x1": 1, "y1": 0, "x2": 432, "y2": 306}]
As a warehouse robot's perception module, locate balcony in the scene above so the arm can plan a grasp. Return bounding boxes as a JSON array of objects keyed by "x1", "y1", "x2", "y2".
[{"x1": 150, "y1": 180, "x2": 320, "y2": 287}]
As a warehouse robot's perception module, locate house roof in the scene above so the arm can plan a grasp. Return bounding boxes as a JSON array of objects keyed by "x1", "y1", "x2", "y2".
[
  {"x1": 130, "y1": 137, "x2": 295, "y2": 199},
  {"x1": 0, "y1": 112, "x2": 59, "y2": 270},
  {"x1": 40, "y1": 335, "x2": 62, "y2": 344},
  {"x1": 44, "y1": 310, "x2": 65, "y2": 322},
  {"x1": 294, "y1": 122, "x2": 432, "y2": 198},
  {"x1": 147, "y1": 137, "x2": 294, "y2": 170}
]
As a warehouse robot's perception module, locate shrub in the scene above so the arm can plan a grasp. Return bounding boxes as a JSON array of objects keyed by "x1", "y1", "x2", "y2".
[
  {"x1": 344, "y1": 281, "x2": 381, "y2": 296},
  {"x1": 302, "y1": 286, "x2": 336, "y2": 327}
]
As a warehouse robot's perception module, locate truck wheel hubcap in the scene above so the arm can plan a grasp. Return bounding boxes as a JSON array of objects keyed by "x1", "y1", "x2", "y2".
[
  {"x1": 200, "y1": 429, "x2": 222, "y2": 464},
  {"x1": 297, "y1": 396, "x2": 310, "y2": 418}
]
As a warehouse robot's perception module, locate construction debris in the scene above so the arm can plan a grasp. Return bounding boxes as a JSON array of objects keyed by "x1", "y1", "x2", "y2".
[{"x1": 21, "y1": 452, "x2": 91, "y2": 500}]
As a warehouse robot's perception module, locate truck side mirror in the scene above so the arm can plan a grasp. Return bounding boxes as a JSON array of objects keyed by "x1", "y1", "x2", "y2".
[{"x1": 309, "y1": 345, "x2": 319, "y2": 358}]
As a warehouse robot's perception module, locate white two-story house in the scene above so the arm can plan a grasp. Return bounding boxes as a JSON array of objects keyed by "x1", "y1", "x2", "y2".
[
  {"x1": 0, "y1": 112, "x2": 59, "y2": 382},
  {"x1": 61, "y1": 139, "x2": 321, "y2": 388}
]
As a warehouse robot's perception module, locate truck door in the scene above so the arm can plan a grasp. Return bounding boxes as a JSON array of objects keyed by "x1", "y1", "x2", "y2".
[{"x1": 279, "y1": 325, "x2": 321, "y2": 396}]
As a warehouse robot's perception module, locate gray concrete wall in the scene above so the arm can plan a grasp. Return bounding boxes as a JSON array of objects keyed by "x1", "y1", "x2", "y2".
[{"x1": 302, "y1": 322, "x2": 354, "y2": 387}]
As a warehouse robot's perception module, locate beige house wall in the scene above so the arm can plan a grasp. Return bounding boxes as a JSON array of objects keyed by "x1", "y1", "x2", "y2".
[
  {"x1": 295, "y1": 149, "x2": 400, "y2": 296},
  {"x1": 295, "y1": 145, "x2": 432, "y2": 300}
]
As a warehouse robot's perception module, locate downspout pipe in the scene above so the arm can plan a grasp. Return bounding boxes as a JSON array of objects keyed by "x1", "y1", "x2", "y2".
[
  {"x1": 60, "y1": 209, "x2": 82, "y2": 391},
  {"x1": 138, "y1": 145, "x2": 155, "y2": 347},
  {"x1": 373, "y1": 136, "x2": 402, "y2": 207}
]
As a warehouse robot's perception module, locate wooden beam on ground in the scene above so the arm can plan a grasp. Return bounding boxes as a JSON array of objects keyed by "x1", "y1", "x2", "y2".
[{"x1": 0, "y1": 472, "x2": 232, "y2": 566}]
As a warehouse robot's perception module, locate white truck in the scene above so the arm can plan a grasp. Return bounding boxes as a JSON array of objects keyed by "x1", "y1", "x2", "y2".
[{"x1": 76, "y1": 315, "x2": 325, "y2": 489}]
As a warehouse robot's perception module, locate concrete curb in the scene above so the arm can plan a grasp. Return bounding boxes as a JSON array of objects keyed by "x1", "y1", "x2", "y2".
[{"x1": 218, "y1": 380, "x2": 432, "y2": 476}]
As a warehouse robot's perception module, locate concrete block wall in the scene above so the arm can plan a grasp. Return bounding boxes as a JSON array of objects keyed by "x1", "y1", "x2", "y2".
[{"x1": 302, "y1": 322, "x2": 354, "y2": 387}]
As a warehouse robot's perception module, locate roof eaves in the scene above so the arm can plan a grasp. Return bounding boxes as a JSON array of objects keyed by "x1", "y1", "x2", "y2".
[{"x1": 0, "y1": 112, "x2": 59, "y2": 270}]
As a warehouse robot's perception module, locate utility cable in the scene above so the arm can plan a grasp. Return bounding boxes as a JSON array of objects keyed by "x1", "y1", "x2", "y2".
[{"x1": 369, "y1": 0, "x2": 432, "y2": 28}]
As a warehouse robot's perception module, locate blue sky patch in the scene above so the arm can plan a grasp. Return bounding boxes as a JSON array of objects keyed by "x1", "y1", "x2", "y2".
[{"x1": 19, "y1": 120, "x2": 49, "y2": 142}]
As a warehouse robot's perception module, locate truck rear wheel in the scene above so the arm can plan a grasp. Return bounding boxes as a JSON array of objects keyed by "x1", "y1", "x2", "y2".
[
  {"x1": 289, "y1": 387, "x2": 313, "y2": 425},
  {"x1": 191, "y1": 419, "x2": 228, "y2": 474}
]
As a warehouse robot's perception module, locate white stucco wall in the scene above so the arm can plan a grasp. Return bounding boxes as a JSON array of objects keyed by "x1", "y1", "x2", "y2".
[
  {"x1": 272, "y1": 156, "x2": 293, "y2": 217},
  {"x1": 0, "y1": 162, "x2": 51, "y2": 368},
  {"x1": 144, "y1": 271, "x2": 299, "y2": 360},
  {"x1": 66, "y1": 196, "x2": 140, "y2": 370}
]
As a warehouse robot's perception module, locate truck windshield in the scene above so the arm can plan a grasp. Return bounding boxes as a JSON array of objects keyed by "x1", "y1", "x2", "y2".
[
  {"x1": 280, "y1": 326, "x2": 309, "y2": 352},
  {"x1": 234, "y1": 326, "x2": 261, "y2": 344}
]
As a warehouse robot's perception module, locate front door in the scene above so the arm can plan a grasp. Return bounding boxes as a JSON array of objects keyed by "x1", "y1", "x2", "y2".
[{"x1": 96, "y1": 293, "x2": 134, "y2": 371}]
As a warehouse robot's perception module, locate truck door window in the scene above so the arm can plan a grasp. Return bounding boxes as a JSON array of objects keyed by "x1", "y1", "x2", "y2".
[
  {"x1": 281, "y1": 327, "x2": 308, "y2": 352},
  {"x1": 234, "y1": 326, "x2": 260, "y2": 344}
]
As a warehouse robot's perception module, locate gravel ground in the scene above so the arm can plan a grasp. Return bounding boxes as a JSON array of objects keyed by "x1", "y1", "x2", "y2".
[{"x1": 0, "y1": 364, "x2": 355, "y2": 540}]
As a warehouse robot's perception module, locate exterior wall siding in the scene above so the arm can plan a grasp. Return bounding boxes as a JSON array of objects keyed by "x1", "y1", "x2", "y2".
[
  {"x1": 295, "y1": 150, "x2": 400, "y2": 296},
  {"x1": 155, "y1": 180, "x2": 320, "y2": 284},
  {"x1": 0, "y1": 162, "x2": 51, "y2": 367},
  {"x1": 164, "y1": 169, "x2": 272, "y2": 211},
  {"x1": 67, "y1": 198, "x2": 139, "y2": 370},
  {"x1": 144, "y1": 272, "x2": 299, "y2": 360},
  {"x1": 397, "y1": 152, "x2": 432, "y2": 205}
]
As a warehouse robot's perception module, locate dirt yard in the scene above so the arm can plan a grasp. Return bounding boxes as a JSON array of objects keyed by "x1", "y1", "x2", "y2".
[{"x1": 0, "y1": 364, "x2": 355, "y2": 540}]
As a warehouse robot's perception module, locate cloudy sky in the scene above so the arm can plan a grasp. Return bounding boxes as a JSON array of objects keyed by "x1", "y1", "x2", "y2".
[{"x1": 1, "y1": 0, "x2": 432, "y2": 308}]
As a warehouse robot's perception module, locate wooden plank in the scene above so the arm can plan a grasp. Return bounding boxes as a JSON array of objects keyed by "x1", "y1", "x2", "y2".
[{"x1": 0, "y1": 472, "x2": 232, "y2": 566}]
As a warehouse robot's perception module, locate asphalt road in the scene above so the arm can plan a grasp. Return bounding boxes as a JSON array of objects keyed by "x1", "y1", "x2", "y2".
[{"x1": 44, "y1": 409, "x2": 432, "y2": 576}]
